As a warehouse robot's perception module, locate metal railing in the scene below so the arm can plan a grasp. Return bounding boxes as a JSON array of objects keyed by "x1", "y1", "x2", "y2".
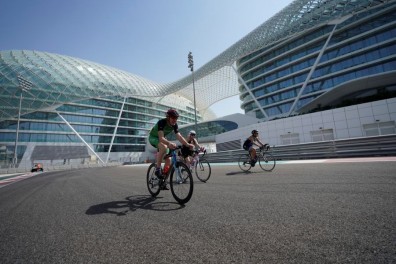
[{"x1": 204, "y1": 134, "x2": 396, "y2": 163}]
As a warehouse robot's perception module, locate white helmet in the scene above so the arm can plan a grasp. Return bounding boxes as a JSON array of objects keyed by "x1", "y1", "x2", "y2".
[{"x1": 189, "y1": 130, "x2": 196, "y2": 135}]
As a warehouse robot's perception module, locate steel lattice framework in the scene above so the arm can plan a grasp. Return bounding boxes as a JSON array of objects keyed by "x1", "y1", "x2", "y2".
[{"x1": 0, "y1": 0, "x2": 392, "y2": 121}]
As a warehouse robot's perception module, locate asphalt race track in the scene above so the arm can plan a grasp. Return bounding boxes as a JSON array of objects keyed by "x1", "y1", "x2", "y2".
[{"x1": 0, "y1": 159, "x2": 395, "y2": 263}]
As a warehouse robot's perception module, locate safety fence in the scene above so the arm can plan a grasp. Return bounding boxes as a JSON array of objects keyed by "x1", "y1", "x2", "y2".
[{"x1": 203, "y1": 134, "x2": 396, "y2": 163}]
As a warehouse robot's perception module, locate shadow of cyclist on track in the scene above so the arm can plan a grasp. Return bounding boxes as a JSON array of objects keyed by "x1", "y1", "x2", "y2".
[
  {"x1": 85, "y1": 195, "x2": 184, "y2": 216},
  {"x1": 226, "y1": 171, "x2": 259, "y2": 176}
]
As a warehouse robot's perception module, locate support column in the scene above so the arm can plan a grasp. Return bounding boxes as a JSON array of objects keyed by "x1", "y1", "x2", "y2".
[
  {"x1": 106, "y1": 96, "x2": 127, "y2": 164},
  {"x1": 232, "y1": 64, "x2": 269, "y2": 120},
  {"x1": 287, "y1": 23, "x2": 338, "y2": 116},
  {"x1": 57, "y1": 112, "x2": 105, "y2": 164}
]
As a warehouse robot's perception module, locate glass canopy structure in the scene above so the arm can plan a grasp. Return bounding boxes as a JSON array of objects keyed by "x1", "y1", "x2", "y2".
[{"x1": 1, "y1": 0, "x2": 393, "y2": 122}]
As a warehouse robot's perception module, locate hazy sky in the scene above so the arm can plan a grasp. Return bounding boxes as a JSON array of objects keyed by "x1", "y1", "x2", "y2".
[{"x1": 0, "y1": 0, "x2": 294, "y2": 117}]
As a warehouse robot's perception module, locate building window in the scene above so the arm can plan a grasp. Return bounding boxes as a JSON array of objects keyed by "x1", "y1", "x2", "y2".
[
  {"x1": 310, "y1": 129, "x2": 334, "y2": 142},
  {"x1": 280, "y1": 133, "x2": 300, "y2": 145},
  {"x1": 363, "y1": 121, "x2": 395, "y2": 136}
]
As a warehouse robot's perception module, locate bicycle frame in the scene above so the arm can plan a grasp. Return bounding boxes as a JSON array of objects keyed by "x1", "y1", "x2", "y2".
[
  {"x1": 191, "y1": 149, "x2": 207, "y2": 165},
  {"x1": 169, "y1": 148, "x2": 184, "y2": 183},
  {"x1": 257, "y1": 145, "x2": 270, "y2": 156}
]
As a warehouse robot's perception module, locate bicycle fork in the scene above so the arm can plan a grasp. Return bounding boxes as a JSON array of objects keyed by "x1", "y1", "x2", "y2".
[{"x1": 173, "y1": 163, "x2": 184, "y2": 184}]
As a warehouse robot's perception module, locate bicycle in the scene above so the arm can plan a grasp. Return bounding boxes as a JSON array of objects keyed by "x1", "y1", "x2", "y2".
[
  {"x1": 238, "y1": 145, "x2": 276, "y2": 172},
  {"x1": 188, "y1": 149, "x2": 211, "y2": 182},
  {"x1": 146, "y1": 146, "x2": 194, "y2": 205}
]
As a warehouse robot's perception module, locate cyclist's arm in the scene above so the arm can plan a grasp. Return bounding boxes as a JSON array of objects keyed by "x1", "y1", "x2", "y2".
[
  {"x1": 249, "y1": 135, "x2": 260, "y2": 147},
  {"x1": 176, "y1": 132, "x2": 194, "y2": 149},
  {"x1": 256, "y1": 138, "x2": 266, "y2": 147},
  {"x1": 192, "y1": 138, "x2": 201, "y2": 149},
  {"x1": 158, "y1": 130, "x2": 172, "y2": 146}
]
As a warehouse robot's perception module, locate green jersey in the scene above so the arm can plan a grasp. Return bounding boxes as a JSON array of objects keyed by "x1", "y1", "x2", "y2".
[
  {"x1": 149, "y1": 118, "x2": 179, "y2": 137},
  {"x1": 148, "y1": 118, "x2": 179, "y2": 148}
]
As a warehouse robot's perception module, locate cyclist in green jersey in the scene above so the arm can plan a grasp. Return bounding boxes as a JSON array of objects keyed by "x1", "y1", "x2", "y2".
[{"x1": 148, "y1": 109, "x2": 194, "y2": 183}]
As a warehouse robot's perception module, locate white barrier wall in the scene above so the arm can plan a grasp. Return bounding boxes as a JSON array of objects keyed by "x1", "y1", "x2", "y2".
[{"x1": 216, "y1": 98, "x2": 396, "y2": 147}]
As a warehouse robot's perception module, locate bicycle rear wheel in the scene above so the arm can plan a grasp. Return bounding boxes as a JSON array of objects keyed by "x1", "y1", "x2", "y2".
[
  {"x1": 195, "y1": 158, "x2": 211, "y2": 182},
  {"x1": 146, "y1": 163, "x2": 161, "y2": 197},
  {"x1": 170, "y1": 162, "x2": 194, "y2": 204},
  {"x1": 238, "y1": 154, "x2": 252, "y2": 172},
  {"x1": 258, "y1": 153, "x2": 276, "y2": 171}
]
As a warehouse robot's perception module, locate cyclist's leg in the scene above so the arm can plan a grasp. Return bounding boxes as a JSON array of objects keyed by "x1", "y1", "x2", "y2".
[
  {"x1": 249, "y1": 146, "x2": 258, "y2": 167},
  {"x1": 180, "y1": 146, "x2": 191, "y2": 167},
  {"x1": 149, "y1": 136, "x2": 165, "y2": 178},
  {"x1": 185, "y1": 155, "x2": 192, "y2": 168},
  {"x1": 160, "y1": 156, "x2": 171, "y2": 190},
  {"x1": 249, "y1": 145, "x2": 257, "y2": 160},
  {"x1": 157, "y1": 142, "x2": 167, "y2": 167}
]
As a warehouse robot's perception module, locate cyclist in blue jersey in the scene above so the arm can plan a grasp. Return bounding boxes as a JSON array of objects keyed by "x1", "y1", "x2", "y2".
[
  {"x1": 243, "y1": 129, "x2": 267, "y2": 167},
  {"x1": 148, "y1": 109, "x2": 194, "y2": 186}
]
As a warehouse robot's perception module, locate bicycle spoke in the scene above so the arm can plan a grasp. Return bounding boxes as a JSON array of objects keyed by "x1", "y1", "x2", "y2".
[
  {"x1": 195, "y1": 159, "x2": 211, "y2": 182},
  {"x1": 146, "y1": 163, "x2": 161, "y2": 196},
  {"x1": 170, "y1": 163, "x2": 193, "y2": 204},
  {"x1": 258, "y1": 153, "x2": 276, "y2": 171},
  {"x1": 238, "y1": 154, "x2": 252, "y2": 172}
]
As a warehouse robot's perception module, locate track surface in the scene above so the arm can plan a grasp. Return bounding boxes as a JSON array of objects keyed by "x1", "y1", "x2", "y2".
[{"x1": 0, "y1": 159, "x2": 395, "y2": 263}]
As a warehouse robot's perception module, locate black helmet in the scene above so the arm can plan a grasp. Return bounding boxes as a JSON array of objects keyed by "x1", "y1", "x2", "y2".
[
  {"x1": 251, "y1": 129, "x2": 258, "y2": 135},
  {"x1": 166, "y1": 109, "x2": 179, "y2": 118}
]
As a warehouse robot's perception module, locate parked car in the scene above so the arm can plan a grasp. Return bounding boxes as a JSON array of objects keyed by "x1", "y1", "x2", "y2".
[{"x1": 31, "y1": 163, "x2": 44, "y2": 172}]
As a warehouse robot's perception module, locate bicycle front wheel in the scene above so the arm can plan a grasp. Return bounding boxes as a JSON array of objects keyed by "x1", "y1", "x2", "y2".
[
  {"x1": 238, "y1": 154, "x2": 252, "y2": 172},
  {"x1": 258, "y1": 153, "x2": 276, "y2": 171},
  {"x1": 146, "y1": 163, "x2": 161, "y2": 197},
  {"x1": 170, "y1": 162, "x2": 194, "y2": 204},
  {"x1": 195, "y1": 158, "x2": 211, "y2": 182}
]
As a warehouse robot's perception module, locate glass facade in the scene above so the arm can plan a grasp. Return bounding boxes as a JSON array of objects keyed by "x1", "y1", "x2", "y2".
[
  {"x1": 168, "y1": 120, "x2": 239, "y2": 141},
  {"x1": 0, "y1": 94, "x2": 200, "y2": 166},
  {"x1": 238, "y1": 2, "x2": 396, "y2": 119},
  {"x1": 0, "y1": 50, "x2": 206, "y2": 166}
]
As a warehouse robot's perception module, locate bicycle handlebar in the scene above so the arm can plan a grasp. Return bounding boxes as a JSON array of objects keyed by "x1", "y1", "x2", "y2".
[{"x1": 259, "y1": 144, "x2": 272, "y2": 151}]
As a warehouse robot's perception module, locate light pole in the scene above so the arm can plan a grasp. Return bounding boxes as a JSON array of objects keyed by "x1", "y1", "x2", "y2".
[
  {"x1": 12, "y1": 75, "x2": 32, "y2": 168},
  {"x1": 188, "y1": 51, "x2": 198, "y2": 136}
]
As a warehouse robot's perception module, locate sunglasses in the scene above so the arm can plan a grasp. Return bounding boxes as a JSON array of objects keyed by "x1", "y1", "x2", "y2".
[{"x1": 190, "y1": 134, "x2": 196, "y2": 136}]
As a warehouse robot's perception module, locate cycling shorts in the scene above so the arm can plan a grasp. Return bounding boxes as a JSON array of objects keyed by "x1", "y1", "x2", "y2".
[
  {"x1": 149, "y1": 135, "x2": 160, "y2": 149},
  {"x1": 243, "y1": 142, "x2": 253, "y2": 151},
  {"x1": 181, "y1": 145, "x2": 193, "y2": 158}
]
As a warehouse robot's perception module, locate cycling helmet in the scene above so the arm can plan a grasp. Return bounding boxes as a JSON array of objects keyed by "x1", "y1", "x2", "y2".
[
  {"x1": 166, "y1": 109, "x2": 179, "y2": 118},
  {"x1": 251, "y1": 129, "x2": 259, "y2": 135},
  {"x1": 189, "y1": 130, "x2": 196, "y2": 135}
]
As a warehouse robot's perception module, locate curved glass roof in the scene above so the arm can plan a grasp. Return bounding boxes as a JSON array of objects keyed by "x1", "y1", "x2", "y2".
[{"x1": 0, "y1": 0, "x2": 391, "y2": 121}]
